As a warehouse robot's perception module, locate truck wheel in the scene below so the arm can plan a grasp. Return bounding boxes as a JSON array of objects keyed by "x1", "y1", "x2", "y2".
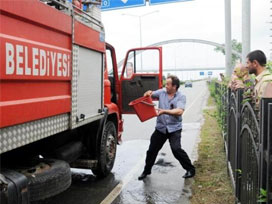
[
  {"x1": 17, "y1": 159, "x2": 71, "y2": 201},
  {"x1": 92, "y1": 121, "x2": 117, "y2": 177}
]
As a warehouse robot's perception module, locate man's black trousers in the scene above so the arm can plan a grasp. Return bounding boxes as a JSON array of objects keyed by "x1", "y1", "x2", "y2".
[{"x1": 143, "y1": 129, "x2": 195, "y2": 174}]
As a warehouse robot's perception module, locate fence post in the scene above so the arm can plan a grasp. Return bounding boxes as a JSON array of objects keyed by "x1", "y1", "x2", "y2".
[
  {"x1": 260, "y1": 98, "x2": 272, "y2": 203},
  {"x1": 235, "y1": 89, "x2": 244, "y2": 201},
  {"x1": 225, "y1": 88, "x2": 231, "y2": 155}
]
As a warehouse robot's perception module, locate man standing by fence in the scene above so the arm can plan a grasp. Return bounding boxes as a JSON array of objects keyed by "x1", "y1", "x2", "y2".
[
  {"x1": 138, "y1": 75, "x2": 195, "y2": 180},
  {"x1": 246, "y1": 50, "x2": 272, "y2": 106}
]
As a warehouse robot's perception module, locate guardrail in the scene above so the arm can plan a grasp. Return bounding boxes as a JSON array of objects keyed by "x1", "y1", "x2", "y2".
[{"x1": 212, "y1": 82, "x2": 272, "y2": 204}]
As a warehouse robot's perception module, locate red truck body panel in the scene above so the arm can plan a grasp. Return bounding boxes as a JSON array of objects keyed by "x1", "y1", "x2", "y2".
[
  {"x1": 0, "y1": 0, "x2": 105, "y2": 128},
  {"x1": 74, "y1": 21, "x2": 104, "y2": 51}
]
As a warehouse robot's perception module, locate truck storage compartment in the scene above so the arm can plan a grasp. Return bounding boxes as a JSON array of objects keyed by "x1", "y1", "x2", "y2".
[
  {"x1": 0, "y1": 0, "x2": 72, "y2": 129},
  {"x1": 76, "y1": 46, "x2": 103, "y2": 122}
]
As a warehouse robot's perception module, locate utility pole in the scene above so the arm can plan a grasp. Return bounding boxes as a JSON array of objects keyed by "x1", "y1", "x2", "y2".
[
  {"x1": 242, "y1": 0, "x2": 251, "y2": 64},
  {"x1": 225, "y1": 0, "x2": 232, "y2": 77},
  {"x1": 270, "y1": 0, "x2": 272, "y2": 61}
]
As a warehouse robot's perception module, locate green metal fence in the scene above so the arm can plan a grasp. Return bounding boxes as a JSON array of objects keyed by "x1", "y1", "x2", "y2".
[{"x1": 212, "y1": 81, "x2": 272, "y2": 204}]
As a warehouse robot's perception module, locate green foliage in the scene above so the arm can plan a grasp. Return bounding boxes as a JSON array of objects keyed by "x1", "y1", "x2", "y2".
[
  {"x1": 267, "y1": 61, "x2": 272, "y2": 73},
  {"x1": 241, "y1": 74, "x2": 255, "y2": 103},
  {"x1": 208, "y1": 81, "x2": 227, "y2": 131},
  {"x1": 235, "y1": 169, "x2": 242, "y2": 174},
  {"x1": 203, "y1": 109, "x2": 217, "y2": 118},
  {"x1": 257, "y1": 188, "x2": 267, "y2": 203},
  {"x1": 209, "y1": 80, "x2": 217, "y2": 98},
  {"x1": 235, "y1": 169, "x2": 242, "y2": 179},
  {"x1": 214, "y1": 39, "x2": 242, "y2": 67},
  {"x1": 242, "y1": 98, "x2": 251, "y2": 105}
]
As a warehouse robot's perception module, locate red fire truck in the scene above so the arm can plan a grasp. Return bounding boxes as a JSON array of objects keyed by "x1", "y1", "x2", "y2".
[{"x1": 0, "y1": 0, "x2": 163, "y2": 203}]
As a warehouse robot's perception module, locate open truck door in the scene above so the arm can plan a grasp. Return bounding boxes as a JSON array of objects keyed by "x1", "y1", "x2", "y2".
[{"x1": 120, "y1": 47, "x2": 163, "y2": 114}]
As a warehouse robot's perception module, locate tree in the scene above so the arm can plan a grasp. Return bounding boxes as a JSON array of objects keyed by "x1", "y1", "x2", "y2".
[
  {"x1": 267, "y1": 61, "x2": 272, "y2": 73},
  {"x1": 214, "y1": 39, "x2": 242, "y2": 67}
]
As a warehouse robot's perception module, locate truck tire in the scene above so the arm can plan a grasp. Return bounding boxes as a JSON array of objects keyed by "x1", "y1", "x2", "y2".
[
  {"x1": 92, "y1": 121, "x2": 117, "y2": 177},
  {"x1": 18, "y1": 159, "x2": 71, "y2": 201}
]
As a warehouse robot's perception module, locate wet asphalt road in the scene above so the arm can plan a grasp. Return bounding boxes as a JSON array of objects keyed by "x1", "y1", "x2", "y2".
[{"x1": 37, "y1": 80, "x2": 209, "y2": 204}]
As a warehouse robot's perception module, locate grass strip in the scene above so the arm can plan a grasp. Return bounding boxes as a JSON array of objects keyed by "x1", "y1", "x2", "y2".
[{"x1": 190, "y1": 96, "x2": 235, "y2": 204}]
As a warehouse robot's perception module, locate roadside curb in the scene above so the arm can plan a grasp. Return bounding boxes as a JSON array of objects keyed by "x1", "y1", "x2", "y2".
[{"x1": 177, "y1": 91, "x2": 210, "y2": 204}]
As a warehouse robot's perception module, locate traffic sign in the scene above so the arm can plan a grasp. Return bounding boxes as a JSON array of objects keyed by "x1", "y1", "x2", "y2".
[
  {"x1": 199, "y1": 72, "x2": 204, "y2": 76},
  {"x1": 101, "y1": 0, "x2": 146, "y2": 11},
  {"x1": 208, "y1": 71, "x2": 213, "y2": 76},
  {"x1": 149, "y1": 0, "x2": 193, "y2": 5}
]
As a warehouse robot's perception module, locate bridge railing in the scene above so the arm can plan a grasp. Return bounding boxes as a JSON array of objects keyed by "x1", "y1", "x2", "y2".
[{"x1": 212, "y1": 81, "x2": 272, "y2": 204}]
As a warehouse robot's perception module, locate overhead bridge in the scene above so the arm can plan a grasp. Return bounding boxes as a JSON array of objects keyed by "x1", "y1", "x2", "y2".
[
  {"x1": 139, "y1": 67, "x2": 225, "y2": 72},
  {"x1": 117, "y1": 38, "x2": 242, "y2": 69}
]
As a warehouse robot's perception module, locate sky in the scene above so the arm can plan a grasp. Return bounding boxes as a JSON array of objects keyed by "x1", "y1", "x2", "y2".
[{"x1": 100, "y1": 0, "x2": 271, "y2": 75}]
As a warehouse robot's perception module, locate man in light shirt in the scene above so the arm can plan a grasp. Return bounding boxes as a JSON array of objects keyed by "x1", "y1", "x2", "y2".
[
  {"x1": 246, "y1": 50, "x2": 272, "y2": 106},
  {"x1": 138, "y1": 75, "x2": 195, "y2": 180}
]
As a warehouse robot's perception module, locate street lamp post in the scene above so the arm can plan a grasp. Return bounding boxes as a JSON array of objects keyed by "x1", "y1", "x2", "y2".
[
  {"x1": 122, "y1": 11, "x2": 159, "y2": 47},
  {"x1": 122, "y1": 11, "x2": 159, "y2": 70},
  {"x1": 139, "y1": 16, "x2": 143, "y2": 47}
]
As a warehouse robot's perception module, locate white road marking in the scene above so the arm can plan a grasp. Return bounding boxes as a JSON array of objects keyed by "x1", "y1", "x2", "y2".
[
  {"x1": 183, "y1": 87, "x2": 207, "y2": 117},
  {"x1": 100, "y1": 154, "x2": 146, "y2": 204}
]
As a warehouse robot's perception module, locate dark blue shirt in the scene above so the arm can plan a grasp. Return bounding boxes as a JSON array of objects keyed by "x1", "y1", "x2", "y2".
[{"x1": 152, "y1": 89, "x2": 186, "y2": 134}]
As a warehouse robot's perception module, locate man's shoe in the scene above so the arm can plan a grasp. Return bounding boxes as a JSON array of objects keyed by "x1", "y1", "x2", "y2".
[
  {"x1": 183, "y1": 169, "x2": 195, "y2": 179},
  {"x1": 138, "y1": 172, "x2": 150, "y2": 180}
]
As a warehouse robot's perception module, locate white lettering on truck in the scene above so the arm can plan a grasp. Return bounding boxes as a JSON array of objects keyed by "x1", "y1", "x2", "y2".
[
  {"x1": 25, "y1": 46, "x2": 31, "y2": 75},
  {"x1": 33, "y1": 48, "x2": 39, "y2": 76},
  {"x1": 16, "y1": 45, "x2": 23, "y2": 75},
  {"x1": 5, "y1": 42, "x2": 70, "y2": 78},
  {"x1": 51, "y1": 51, "x2": 56, "y2": 76},
  {"x1": 6, "y1": 43, "x2": 14, "y2": 75},
  {"x1": 40, "y1": 49, "x2": 46, "y2": 76},
  {"x1": 57, "y1": 53, "x2": 62, "y2": 77}
]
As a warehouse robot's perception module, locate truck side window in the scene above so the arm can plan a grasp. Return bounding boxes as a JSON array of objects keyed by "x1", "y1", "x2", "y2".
[
  {"x1": 125, "y1": 49, "x2": 160, "y2": 75},
  {"x1": 106, "y1": 48, "x2": 117, "y2": 103},
  {"x1": 106, "y1": 49, "x2": 113, "y2": 77},
  {"x1": 124, "y1": 62, "x2": 134, "y2": 78}
]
